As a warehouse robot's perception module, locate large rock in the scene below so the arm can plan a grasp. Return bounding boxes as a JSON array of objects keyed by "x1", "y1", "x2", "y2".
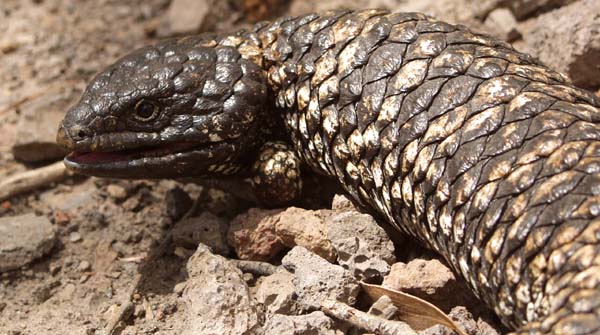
[
  {"x1": 228, "y1": 208, "x2": 285, "y2": 261},
  {"x1": 515, "y1": 0, "x2": 600, "y2": 89},
  {"x1": 282, "y1": 246, "x2": 359, "y2": 311},
  {"x1": 382, "y1": 259, "x2": 476, "y2": 313},
  {"x1": 0, "y1": 214, "x2": 56, "y2": 272},
  {"x1": 275, "y1": 207, "x2": 337, "y2": 262},
  {"x1": 326, "y1": 211, "x2": 396, "y2": 282},
  {"x1": 255, "y1": 270, "x2": 299, "y2": 315},
  {"x1": 182, "y1": 244, "x2": 262, "y2": 335}
]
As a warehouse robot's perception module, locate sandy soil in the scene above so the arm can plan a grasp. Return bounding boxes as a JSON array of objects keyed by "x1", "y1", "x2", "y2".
[{"x1": 0, "y1": 0, "x2": 598, "y2": 334}]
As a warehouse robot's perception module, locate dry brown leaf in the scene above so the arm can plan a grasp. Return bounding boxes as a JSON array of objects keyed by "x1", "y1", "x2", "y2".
[{"x1": 360, "y1": 282, "x2": 468, "y2": 335}]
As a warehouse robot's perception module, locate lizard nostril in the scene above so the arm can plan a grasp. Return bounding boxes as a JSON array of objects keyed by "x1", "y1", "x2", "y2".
[{"x1": 69, "y1": 125, "x2": 90, "y2": 141}]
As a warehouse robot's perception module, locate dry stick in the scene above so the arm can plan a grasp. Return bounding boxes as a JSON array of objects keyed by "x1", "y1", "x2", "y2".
[
  {"x1": 321, "y1": 299, "x2": 418, "y2": 335},
  {"x1": 0, "y1": 161, "x2": 72, "y2": 201},
  {"x1": 230, "y1": 259, "x2": 280, "y2": 276}
]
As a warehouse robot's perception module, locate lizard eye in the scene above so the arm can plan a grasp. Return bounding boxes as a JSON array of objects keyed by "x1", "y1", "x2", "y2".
[{"x1": 134, "y1": 100, "x2": 158, "y2": 121}]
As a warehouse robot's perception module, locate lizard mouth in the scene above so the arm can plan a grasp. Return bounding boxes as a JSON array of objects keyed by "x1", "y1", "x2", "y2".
[
  {"x1": 65, "y1": 142, "x2": 199, "y2": 165},
  {"x1": 63, "y1": 139, "x2": 238, "y2": 178}
]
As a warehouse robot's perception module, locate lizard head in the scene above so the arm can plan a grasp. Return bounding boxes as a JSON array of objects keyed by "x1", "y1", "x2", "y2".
[{"x1": 57, "y1": 36, "x2": 269, "y2": 178}]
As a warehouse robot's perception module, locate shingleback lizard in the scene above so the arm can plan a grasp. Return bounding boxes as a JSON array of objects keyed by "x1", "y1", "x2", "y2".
[{"x1": 56, "y1": 9, "x2": 600, "y2": 334}]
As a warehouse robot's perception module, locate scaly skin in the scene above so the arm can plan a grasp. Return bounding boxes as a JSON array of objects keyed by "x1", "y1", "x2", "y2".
[{"x1": 57, "y1": 10, "x2": 600, "y2": 334}]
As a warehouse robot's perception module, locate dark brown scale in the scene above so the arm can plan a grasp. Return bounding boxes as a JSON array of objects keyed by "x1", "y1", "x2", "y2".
[{"x1": 255, "y1": 9, "x2": 600, "y2": 334}]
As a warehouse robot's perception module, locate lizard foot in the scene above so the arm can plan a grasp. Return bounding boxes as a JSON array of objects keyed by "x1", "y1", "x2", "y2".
[{"x1": 250, "y1": 141, "x2": 302, "y2": 207}]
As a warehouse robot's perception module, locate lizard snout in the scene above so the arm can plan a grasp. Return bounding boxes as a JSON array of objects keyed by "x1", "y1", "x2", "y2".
[{"x1": 57, "y1": 122, "x2": 90, "y2": 151}]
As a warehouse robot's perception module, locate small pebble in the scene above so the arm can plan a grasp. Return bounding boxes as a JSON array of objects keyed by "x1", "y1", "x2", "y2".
[
  {"x1": 242, "y1": 272, "x2": 254, "y2": 283},
  {"x1": 53, "y1": 211, "x2": 71, "y2": 226},
  {"x1": 78, "y1": 260, "x2": 91, "y2": 272},
  {"x1": 368, "y1": 295, "x2": 398, "y2": 320},
  {"x1": 106, "y1": 271, "x2": 121, "y2": 279},
  {"x1": 134, "y1": 304, "x2": 146, "y2": 318},
  {"x1": 122, "y1": 197, "x2": 142, "y2": 212},
  {"x1": 32, "y1": 284, "x2": 53, "y2": 303},
  {"x1": 125, "y1": 230, "x2": 143, "y2": 244},
  {"x1": 0, "y1": 201, "x2": 11, "y2": 211},
  {"x1": 79, "y1": 274, "x2": 90, "y2": 283},
  {"x1": 69, "y1": 232, "x2": 82, "y2": 243},
  {"x1": 106, "y1": 184, "x2": 128, "y2": 200},
  {"x1": 49, "y1": 263, "x2": 61, "y2": 275},
  {"x1": 174, "y1": 282, "x2": 187, "y2": 295},
  {"x1": 174, "y1": 247, "x2": 194, "y2": 259},
  {"x1": 165, "y1": 0, "x2": 211, "y2": 35},
  {"x1": 162, "y1": 302, "x2": 177, "y2": 315},
  {"x1": 483, "y1": 8, "x2": 521, "y2": 42}
]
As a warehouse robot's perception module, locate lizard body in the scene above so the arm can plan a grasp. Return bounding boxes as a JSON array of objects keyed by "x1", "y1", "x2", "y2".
[{"x1": 57, "y1": 9, "x2": 600, "y2": 334}]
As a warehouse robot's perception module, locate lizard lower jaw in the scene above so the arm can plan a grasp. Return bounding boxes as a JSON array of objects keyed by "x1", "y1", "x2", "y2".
[
  {"x1": 63, "y1": 140, "x2": 237, "y2": 178},
  {"x1": 66, "y1": 142, "x2": 198, "y2": 165}
]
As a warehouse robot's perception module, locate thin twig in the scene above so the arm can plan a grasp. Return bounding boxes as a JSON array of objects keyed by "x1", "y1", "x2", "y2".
[
  {"x1": 0, "y1": 161, "x2": 72, "y2": 201},
  {"x1": 321, "y1": 299, "x2": 418, "y2": 335},
  {"x1": 230, "y1": 259, "x2": 280, "y2": 276}
]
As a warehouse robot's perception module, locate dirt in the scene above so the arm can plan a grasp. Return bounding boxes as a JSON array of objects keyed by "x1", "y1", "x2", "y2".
[{"x1": 0, "y1": 0, "x2": 598, "y2": 334}]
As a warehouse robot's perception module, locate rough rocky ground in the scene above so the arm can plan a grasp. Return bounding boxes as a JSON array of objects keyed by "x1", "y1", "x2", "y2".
[{"x1": 1, "y1": 0, "x2": 599, "y2": 334}]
